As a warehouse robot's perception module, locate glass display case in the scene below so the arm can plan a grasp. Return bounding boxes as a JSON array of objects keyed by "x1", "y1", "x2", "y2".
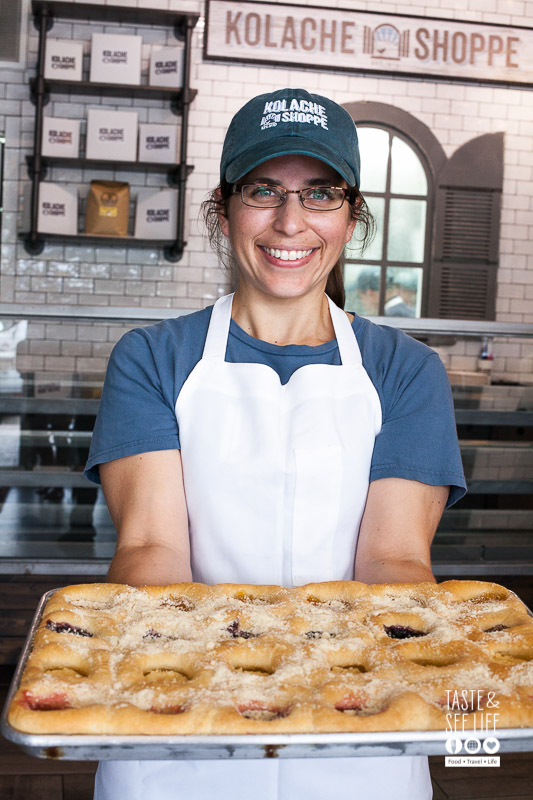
[{"x1": 0, "y1": 309, "x2": 532, "y2": 577}]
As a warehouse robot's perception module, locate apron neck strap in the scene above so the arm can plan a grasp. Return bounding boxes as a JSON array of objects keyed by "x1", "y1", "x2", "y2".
[
  {"x1": 202, "y1": 293, "x2": 234, "y2": 358},
  {"x1": 326, "y1": 295, "x2": 361, "y2": 366},
  {"x1": 202, "y1": 292, "x2": 361, "y2": 366}
]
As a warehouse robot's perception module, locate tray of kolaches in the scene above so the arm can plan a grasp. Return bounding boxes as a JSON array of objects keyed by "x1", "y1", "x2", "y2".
[{"x1": 2, "y1": 579, "x2": 533, "y2": 759}]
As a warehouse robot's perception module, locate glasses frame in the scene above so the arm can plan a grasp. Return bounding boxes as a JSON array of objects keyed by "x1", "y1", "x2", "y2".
[{"x1": 232, "y1": 183, "x2": 351, "y2": 211}]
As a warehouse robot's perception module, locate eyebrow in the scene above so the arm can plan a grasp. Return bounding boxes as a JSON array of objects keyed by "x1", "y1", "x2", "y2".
[{"x1": 249, "y1": 177, "x2": 337, "y2": 186}]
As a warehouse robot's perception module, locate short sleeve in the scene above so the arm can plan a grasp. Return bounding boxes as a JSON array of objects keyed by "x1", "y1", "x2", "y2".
[
  {"x1": 369, "y1": 352, "x2": 466, "y2": 507},
  {"x1": 85, "y1": 328, "x2": 180, "y2": 484}
]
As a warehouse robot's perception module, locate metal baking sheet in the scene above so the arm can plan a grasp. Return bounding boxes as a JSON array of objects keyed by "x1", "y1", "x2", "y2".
[{"x1": 2, "y1": 587, "x2": 533, "y2": 760}]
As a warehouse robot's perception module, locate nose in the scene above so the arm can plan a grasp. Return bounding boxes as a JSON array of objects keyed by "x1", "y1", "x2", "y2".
[{"x1": 271, "y1": 193, "x2": 307, "y2": 237}]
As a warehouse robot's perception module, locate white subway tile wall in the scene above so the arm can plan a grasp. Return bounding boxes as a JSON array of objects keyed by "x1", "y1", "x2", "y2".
[{"x1": 0, "y1": 0, "x2": 532, "y2": 381}]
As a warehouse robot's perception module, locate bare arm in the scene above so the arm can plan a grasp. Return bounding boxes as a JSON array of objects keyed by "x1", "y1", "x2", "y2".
[
  {"x1": 100, "y1": 449, "x2": 192, "y2": 587},
  {"x1": 354, "y1": 477, "x2": 449, "y2": 584}
]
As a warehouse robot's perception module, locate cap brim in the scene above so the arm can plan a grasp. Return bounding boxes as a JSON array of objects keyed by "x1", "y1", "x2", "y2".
[{"x1": 224, "y1": 136, "x2": 357, "y2": 186}]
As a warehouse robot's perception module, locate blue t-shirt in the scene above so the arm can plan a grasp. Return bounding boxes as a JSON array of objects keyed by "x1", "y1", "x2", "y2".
[{"x1": 85, "y1": 306, "x2": 466, "y2": 507}]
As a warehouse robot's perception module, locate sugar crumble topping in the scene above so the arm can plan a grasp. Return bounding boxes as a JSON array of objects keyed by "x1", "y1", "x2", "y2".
[{"x1": 12, "y1": 581, "x2": 533, "y2": 731}]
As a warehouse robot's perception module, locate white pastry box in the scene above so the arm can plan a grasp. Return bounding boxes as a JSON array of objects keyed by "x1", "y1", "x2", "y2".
[
  {"x1": 138, "y1": 124, "x2": 180, "y2": 163},
  {"x1": 149, "y1": 45, "x2": 183, "y2": 87},
  {"x1": 44, "y1": 39, "x2": 84, "y2": 81},
  {"x1": 90, "y1": 33, "x2": 142, "y2": 85},
  {"x1": 37, "y1": 183, "x2": 78, "y2": 235},
  {"x1": 86, "y1": 109, "x2": 138, "y2": 161},
  {"x1": 135, "y1": 189, "x2": 177, "y2": 239},
  {"x1": 41, "y1": 117, "x2": 80, "y2": 158}
]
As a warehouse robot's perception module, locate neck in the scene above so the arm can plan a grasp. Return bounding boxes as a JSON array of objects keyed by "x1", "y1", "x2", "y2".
[{"x1": 231, "y1": 287, "x2": 334, "y2": 346}]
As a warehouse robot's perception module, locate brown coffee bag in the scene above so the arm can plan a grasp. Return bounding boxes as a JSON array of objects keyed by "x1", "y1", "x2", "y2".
[{"x1": 85, "y1": 180, "x2": 130, "y2": 236}]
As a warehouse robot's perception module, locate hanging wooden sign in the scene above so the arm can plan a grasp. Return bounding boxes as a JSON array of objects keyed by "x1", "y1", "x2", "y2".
[{"x1": 205, "y1": 0, "x2": 533, "y2": 87}]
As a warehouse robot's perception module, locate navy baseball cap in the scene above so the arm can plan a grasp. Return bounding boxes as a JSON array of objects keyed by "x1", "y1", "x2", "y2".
[{"x1": 220, "y1": 88, "x2": 360, "y2": 187}]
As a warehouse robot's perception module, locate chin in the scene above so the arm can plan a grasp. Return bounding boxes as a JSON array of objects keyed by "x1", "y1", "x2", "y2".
[{"x1": 255, "y1": 273, "x2": 325, "y2": 300}]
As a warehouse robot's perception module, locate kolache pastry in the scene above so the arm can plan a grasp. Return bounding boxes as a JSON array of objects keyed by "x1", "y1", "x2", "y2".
[{"x1": 7, "y1": 580, "x2": 533, "y2": 735}]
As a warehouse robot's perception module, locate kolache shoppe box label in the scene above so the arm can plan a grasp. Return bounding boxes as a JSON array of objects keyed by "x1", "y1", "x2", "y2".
[
  {"x1": 138, "y1": 124, "x2": 180, "y2": 163},
  {"x1": 90, "y1": 33, "x2": 142, "y2": 85},
  {"x1": 86, "y1": 109, "x2": 138, "y2": 161},
  {"x1": 44, "y1": 39, "x2": 84, "y2": 81},
  {"x1": 149, "y1": 45, "x2": 183, "y2": 87},
  {"x1": 135, "y1": 189, "x2": 177, "y2": 239},
  {"x1": 37, "y1": 183, "x2": 78, "y2": 235},
  {"x1": 41, "y1": 117, "x2": 80, "y2": 158}
]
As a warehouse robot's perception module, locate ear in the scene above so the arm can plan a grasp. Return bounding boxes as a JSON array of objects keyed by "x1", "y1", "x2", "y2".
[
  {"x1": 215, "y1": 187, "x2": 230, "y2": 238},
  {"x1": 344, "y1": 193, "x2": 362, "y2": 243},
  {"x1": 345, "y1": 216, "x2": 357, "y2": 244}
]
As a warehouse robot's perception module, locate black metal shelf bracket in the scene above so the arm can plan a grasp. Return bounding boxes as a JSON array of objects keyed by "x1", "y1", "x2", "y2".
[
  {"x1": 26, "y1": 4, "x2": 51, "y2": 257},
  {"x1": 23, "y1": 233, "x2": 46, "y2": 255},
  {"x1": 32, "y1": 2, "x2": 54, "y2": 32},
  {"x1": 171, "y1": 15, "x2": 197, "y2": 262}
]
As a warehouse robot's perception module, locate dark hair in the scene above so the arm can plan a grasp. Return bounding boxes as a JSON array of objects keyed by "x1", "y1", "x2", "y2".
[{"x1": 201, "y1": 179, "x2": 374, "y2": 308}]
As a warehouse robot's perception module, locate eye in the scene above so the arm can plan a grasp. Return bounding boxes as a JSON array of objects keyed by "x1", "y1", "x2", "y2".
[
  {"x1": 306, "y1": 187, "x2": 335, "y2": 201},
  {"x1": 250, "y1": 184, "x2": 279, "y2": 199}
]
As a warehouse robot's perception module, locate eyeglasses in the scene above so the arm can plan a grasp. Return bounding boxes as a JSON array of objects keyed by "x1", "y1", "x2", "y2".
[{"x1": 233, "y1": 183, "x2": 350, "y2": 211}]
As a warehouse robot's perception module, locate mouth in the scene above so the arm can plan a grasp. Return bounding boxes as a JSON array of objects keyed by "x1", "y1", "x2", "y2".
[{"x1": 259, "y1": 246, "x2": 316, "y2": 266}]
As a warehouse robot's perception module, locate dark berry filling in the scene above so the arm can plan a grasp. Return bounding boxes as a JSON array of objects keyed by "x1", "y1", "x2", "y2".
[
  {"x1": 484, "y1": 624, "x2": 509, "y2": 632},
  {"x1": 384, "y1": 625, "x2": 426, "y2": 639},
  {"x1": 227, "y1": 620, "x2": 257, "y2": 639},
  {"x1": 45, "y1": 620, "x2": 93, "y2": 637},
  {"x1": 143, "y1": 629, "x2": 162, "y2": 639},
  {"x1": 305, "y1": 630, "x2": 337, "y2": 639}
]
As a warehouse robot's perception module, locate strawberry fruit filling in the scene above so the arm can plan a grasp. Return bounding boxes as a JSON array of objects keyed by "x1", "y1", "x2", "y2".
[
  {"x1": 335, "y1": 693, "x2": 366, "y2": 713},
  {"x1": 150, "y1": 704, "x2": 187, "y2": 714},
  {"x1": 237, "y1": 701, "x2": 290, "y2": 720},
  {"x1": 22, "y1": 690, "x2": 70, "y2": 711}
]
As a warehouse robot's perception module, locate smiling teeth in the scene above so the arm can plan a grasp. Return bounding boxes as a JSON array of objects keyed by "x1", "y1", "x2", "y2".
[{"x1": 264, "y1": 248, "x2": 313, "y2": 261}]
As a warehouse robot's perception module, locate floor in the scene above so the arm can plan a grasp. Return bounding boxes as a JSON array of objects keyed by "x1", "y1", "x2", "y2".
[{"x1": 1, "y1": 666, "x2": 532, "y2": 800}]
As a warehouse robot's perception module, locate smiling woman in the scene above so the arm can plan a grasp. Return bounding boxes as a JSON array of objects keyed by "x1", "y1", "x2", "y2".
[
  {"x1": 203, "y1": 146, "x2": 373, "y2": 317},
  {"x1": 85, "y1": 88, "x2": 466, "y2": 800},
  {"x1": 215, "y1": 154, "x2": 357, "y2": 340}
]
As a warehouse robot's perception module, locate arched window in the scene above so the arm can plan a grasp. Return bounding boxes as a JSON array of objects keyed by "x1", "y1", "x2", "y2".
[
  {"x1": 345, "y1": 126, "x2": 431, "y2": 318},
  {"x1": 342, "y1": 101, "x2": 503, "y2": 320}
]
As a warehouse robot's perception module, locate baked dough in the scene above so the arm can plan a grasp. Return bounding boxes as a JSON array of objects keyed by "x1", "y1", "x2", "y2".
[{"x1": 8, "y1": 580, "x2": 533, "y2": 735}]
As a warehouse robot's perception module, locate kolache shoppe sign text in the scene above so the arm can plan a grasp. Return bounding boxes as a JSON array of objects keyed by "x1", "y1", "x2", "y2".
[{"x1": 205, "y1": 0, "x2": 533, "y2": 86}]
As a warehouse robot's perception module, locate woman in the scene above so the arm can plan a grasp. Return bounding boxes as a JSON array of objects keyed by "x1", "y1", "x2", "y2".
[{"x1": 86, "y1": 88, "x2": 466, "y2": 800}]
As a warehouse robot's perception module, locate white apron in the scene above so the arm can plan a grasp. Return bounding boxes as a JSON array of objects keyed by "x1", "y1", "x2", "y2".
[{"x1": 94, "y1": 293, "x2": 433, "y2": 800}]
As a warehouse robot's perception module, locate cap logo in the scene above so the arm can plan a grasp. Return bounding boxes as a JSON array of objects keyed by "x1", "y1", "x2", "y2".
[{"x1": 260, "y1": 97, "x2": 328, "y2": 131}]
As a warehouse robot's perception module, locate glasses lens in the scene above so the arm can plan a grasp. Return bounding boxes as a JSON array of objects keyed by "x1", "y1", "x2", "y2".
[
  {"x1": 241, "y1": 184, "x2": 284, "y2": 207},
  {"x1": 301, "y1": 187, "x2": 345, "y2": 210}
]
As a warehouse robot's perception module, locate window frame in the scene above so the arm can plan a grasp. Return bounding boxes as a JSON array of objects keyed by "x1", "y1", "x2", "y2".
[
  {"x1": 347, "y1": 124, "x2": 434, "y2": 318},
  {"x1": 343, "y1": 101, "x2": 501, "y2": 321}
]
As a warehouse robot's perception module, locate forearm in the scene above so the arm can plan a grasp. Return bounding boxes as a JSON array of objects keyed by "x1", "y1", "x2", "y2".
[
  {"x1": 353, "y1": 479, "x2": 447, "y2": 586},
  {"x1": 107, "y1": 542, "x2": 193, "y2": 587},
  {"x1": 354, "y1": 555, "x2": 436, "y2": 585}
]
